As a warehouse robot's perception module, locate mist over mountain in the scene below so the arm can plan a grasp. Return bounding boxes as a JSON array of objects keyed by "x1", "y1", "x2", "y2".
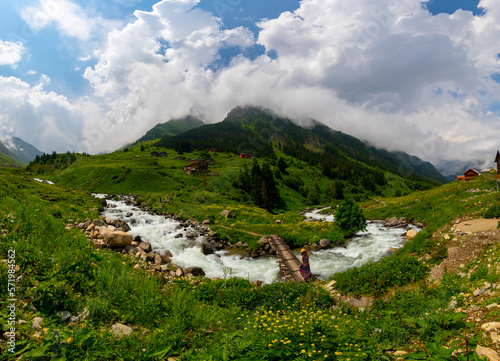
[{"x1": 150, "y1": 105, "x2": 446, "y2": 185}]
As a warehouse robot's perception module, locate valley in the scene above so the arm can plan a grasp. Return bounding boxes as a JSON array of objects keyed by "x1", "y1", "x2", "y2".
[{"x1": 1, "y1": 108, "x2": 500, "y2": 360}]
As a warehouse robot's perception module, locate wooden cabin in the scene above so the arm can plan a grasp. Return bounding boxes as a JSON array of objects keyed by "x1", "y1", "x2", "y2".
[
  {"x1": 184, "y1": 159, "x2": 209, "y2": 175},
  {"x1": 463, "y1": 168, "x2": 480, "y2": 181},
  {"x1": 239, "y1": 153, "x2": 252, "y2": 159},
  {"x1": 208, "y1": 148, "x2": 217, "y2": 153}
]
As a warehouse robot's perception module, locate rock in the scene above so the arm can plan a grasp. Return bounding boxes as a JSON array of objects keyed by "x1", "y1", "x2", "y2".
[
  {"x1": 385, "y1": 217, "x2": 399, "y2": 227},
  {"x1": 175, "y1": 233, "x2": 183, "y2": 238},
  {"x1": 18, "y1": 319, "x2": 27, "y2": 326},
  {"x1": 491, "y1": 332, "x2": 500, "y2": 344},
  {"x1": 161, "y1": 255, "x2": 171, "y2": 264},
  {"x1": 138, "y1": 242, "x2": 152, "y2": 253},
  {"x1": 184, "y1": 266, "x2": 205, "y2": 277},
  {"x1": 220, "y1": 210, "x2": 235, "y2": 218},
  {"x1": 113, "y1": 219, "x2": 131, "y2": 232},
  {"x1": 163, "y1": 250, "x2": 173, "y2": 258},
  {"x1": 235, "y1": 241, "x2": 243, "y2": 247},
  {"x1": 406, "y1": 229, "x2": 418, "y2": 241},
  {"x1": 443, "y1": 234, "x2": 450, "y2": 240},
  {"x1": 482, "y1": 322, "x2": 500, "y2": 331},
  {"x1": 57, "y1": 311, "x2": 72, "y2": 323},
  {"x1": 154, "y1": 255, "x2": 163, "y2": 265},
  {"x1": 473, "y1": 289, "x2": 482, "y2": 297},
  {"x1": 175, "y1": 267, "x2": 184, "y2": 277},
  {"x1": 146, "y1": 252, "x2": 156, "y2": 262},
  {"x1": 186, "y1": 232, "x2": 197, "y2": 239},
  {"x1": 201, "y1": 242, "x2": 214, "y2": 255},
  {"x1": 487, "y1": 303, "x2": 498, "y2": 309},
  {"x1": 104, "y1": 231, "x2": 133, "y2": 248},
  {"x1": 202, "y1": 219, "x2": 211, "y2": 225},
  {"x1": 112, "y1": 323, "x2": 133, "y2": 338},
  {"x1": 319, "y1": 238, "x2": 331, "y2": 249},
  {"x1": 93, "y1": 219, "x2": 106, "y2": 227},
  {"x1": 86, "y1": 224, "x2": 95, "y2": 233},
  {"x1": 476, "y1": 345, "x2": 500, "y2": 361},
  {"x1": 258, "y1": 237, "x2": 268, "y2": 248},
  {"x1": 69, "y1": 308, "x2": 90, "y2": 325},
  {"x1": 393, "y1": 351, "x2": 408, "y2": 357},
  {"x1": 252, "y1": 280, "x2": 262, "y2": 287},
  {"x1": 32, "y1": 317, "x2": 43, "y2": 331},
  {"x1": 275, "y1": 220, "x2": 283, "y2": 224}
]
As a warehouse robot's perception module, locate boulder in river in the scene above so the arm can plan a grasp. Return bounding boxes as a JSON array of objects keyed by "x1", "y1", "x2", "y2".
[
  {"x1": 104, "y1": 231, "x2": 133, "y2": 248},
  {"x1": 201, "y1": 241, "x2": 214, "y2": 255},
  {"x1": 406, "y1": 229, "x2": 418, "y2": 241},
  {"x1": 319, "y1": 238, "x2": 331, "y2": 249},
  {"x1": 184, "y1": 266, "x2": 206, "y2": 277},
  {"x1": 113, "y1": 219, "x2": 131, "y2": 232},
  {"x1": 138, "y1": 241, "x2": 152, "y2": 253}
]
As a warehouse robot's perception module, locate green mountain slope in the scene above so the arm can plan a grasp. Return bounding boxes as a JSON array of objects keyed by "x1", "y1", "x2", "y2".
[
  {"x1": 132, "y1": 115, "x2": 204, "y2": 145},
  {"x1": 8, "y1": 136, "x2": 44, "y2": 164},
  {"x1": 0, "y1": 140, "x2": 22, "y2": 167},
  {"x1": 154, "y1": 105, "x2": 445, "y2": 187},
  {"x1": 309, "y1": 122, "x2": 447, "y2": 184}
]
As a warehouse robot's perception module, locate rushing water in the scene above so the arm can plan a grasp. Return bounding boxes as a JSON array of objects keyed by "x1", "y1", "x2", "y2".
[{"x1": 99, "y1": 197, "x2": 417, "y2": 283}]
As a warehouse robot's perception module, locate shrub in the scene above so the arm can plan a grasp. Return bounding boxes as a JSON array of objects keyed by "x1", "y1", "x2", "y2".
[
  {"x1": 333, "y1": 255, "x2": 429, "y2": 297},
  {"x1": 483, "y1": 203, "x2": 500, "y2": 218}
]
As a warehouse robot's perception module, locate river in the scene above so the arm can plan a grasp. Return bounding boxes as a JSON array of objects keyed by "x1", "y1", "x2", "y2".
[{"x1": 100, "y1": 197, "x2": 417, "y2": 284}]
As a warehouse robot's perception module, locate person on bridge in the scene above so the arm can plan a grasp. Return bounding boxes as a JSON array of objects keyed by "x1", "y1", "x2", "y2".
[{"x1": 299, "y1": 249, "x2": 312, "y2": 282}]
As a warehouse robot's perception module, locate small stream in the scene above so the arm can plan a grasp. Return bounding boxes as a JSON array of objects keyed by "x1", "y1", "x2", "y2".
[{"x1": 99, "y1": 196, "x2": 417, "y2": 283}]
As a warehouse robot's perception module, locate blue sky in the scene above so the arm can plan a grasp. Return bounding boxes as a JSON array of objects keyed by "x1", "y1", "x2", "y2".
[{"x1": 0, "y1": 0, "x2": 499, "y2": 174}]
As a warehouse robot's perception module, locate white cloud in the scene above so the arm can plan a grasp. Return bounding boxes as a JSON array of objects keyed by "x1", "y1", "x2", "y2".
[
  {"x1": 0, "y1": 40, "x2": 25, "y2": 66},
  {"x1": 0, "y1": 75, "x2": 86, "y2": 153},
  {"x1": 20, "y1": 0, "x2": 121, "y2": 47},
  {"x1": 3, "y1": 0, "x2": 499, "y2": 174}
]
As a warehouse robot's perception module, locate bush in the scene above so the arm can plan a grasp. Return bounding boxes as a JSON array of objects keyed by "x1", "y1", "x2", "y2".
[
  {"x1": 334, "y1": 198, "x2": 367, "y2": 237},
  {"x1": 333, "y1": 255, "x2": 429, "y2": 297},
  {"x1": 483, "y1": 203, "x2": 500, "y2": 218}
]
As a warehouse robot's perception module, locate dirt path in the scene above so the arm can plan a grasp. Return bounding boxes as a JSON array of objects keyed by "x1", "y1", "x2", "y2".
[
  {"x1": 429, "y1": 218, "x2": 500, "y2": 282},
  {"x1": 216, "y1": 225, "x2": 264, "y2": 237}
]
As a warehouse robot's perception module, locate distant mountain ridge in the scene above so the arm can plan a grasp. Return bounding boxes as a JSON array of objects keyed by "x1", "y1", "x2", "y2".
[
  {"x1": 0, "y1": 137, "x2": 43, "y2": 167},
  {"x1": 132, "y1": 115, "x2": 204, "y2": 146},
  {"x1": 148, "y1": 105, "x2": 446, "y2": 185}
]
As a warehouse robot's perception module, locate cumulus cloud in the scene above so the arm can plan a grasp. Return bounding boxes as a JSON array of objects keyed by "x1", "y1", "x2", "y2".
[
  {"x1": 4, "y1": 0, "x2": 498, "y2": 174},
  {"x1": 0, "y1": 75, "x2": 86, "y2": 153},
  {"x1": 78, "y1": 0, "x2": 500, "y2": 172},
  {"x1": 20, "y1": 0, "x2": 121, "y2": 48},
  {"x1": 0, "y1": 40, "x2": 25, "y2": 66}
]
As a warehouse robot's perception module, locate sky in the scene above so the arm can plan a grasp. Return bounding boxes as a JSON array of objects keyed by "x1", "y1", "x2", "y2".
[{"x1": 0, "y1": 0, "x2": 499, "y2": 175}]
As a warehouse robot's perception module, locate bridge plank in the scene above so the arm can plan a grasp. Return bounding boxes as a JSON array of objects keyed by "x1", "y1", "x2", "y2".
[{"x1": 267, "y1": 234, "x2": 305, "y2": 283}]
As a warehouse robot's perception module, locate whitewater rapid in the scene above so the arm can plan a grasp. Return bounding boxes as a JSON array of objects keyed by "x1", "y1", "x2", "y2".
[{"x1": 100, "y1": 197, "x2": 416, "y2": 283}]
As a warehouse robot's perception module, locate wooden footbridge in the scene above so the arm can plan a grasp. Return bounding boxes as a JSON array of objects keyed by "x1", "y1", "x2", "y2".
[{"x1": 267, "y1": 234, "x2": 305, "y2": 283}]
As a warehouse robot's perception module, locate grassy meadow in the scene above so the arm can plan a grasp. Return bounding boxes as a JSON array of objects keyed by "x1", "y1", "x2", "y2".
[{"x1": 1, "y1": 148, "x2": 500, "y2": 360}]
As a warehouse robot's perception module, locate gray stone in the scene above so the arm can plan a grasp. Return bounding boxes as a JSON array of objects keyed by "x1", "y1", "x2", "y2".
[
  {"x1": 220, "y1": 210, "x2": 235, "y2": 218},
  {"x1": 258, "y1": 237, "x2": 268, "y2": 248},
  {"x1": 201, "y1": 242, "x2": 214, "y2": 255},
  {"x1": 113, "y1": 219, "x2": 131, "y2": 232},
  {"x1": 175, "y1": 233, "x2": 183, "y2": 238},
  {"x1": 154, "y1": 255, "x2": 163, "y2": 265},
  {"x1": 138, "y1": 242, "x2": 152, "y2": 253},
  {"x1": 112, "y1": 323, "x2": 133, "y2": 337},
  {"x1": 184, "y1": 266, "x2": 205, "y2": 277},
  {"x1": 32, "y1": 317, "x2": 43, "y2": 331},
  {"x1": 57, "y1": 311, "x2": 72, "y2": 323},
  {"x1": 319, "y1": 238, "x2": 331, "y2": 249},
  {"x1": 93, "y1": 219, "x2": 106, "y2": 227}
]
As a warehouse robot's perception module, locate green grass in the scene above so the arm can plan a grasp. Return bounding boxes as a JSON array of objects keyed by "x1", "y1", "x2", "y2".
[{"x1": 2, "y1": 149, "x2": 500, "y2": 359}]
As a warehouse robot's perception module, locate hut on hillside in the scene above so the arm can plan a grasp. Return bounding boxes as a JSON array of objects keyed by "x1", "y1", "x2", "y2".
[{"x1": 184, "y1": 159, "x2": 210, "y2": 175}]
